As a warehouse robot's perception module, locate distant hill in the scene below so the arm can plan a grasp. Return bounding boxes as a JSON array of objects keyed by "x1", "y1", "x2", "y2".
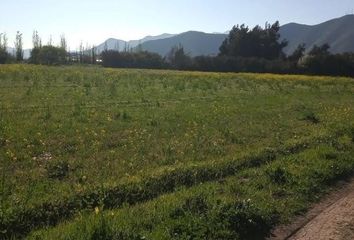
[
  {"x1": 137, "y1": 15, "x2": 354, "y2": 57},
  {"x1": 280, "y1": 15, "x2": 354, "y2": 54},
  {"x1": 105, "y1": 15, "x2": 353, "y2": 57},
  {"x1": 129, "y1": 34, "x2": 177, "y2": 48},
  {"x1": 95, "y1": 33, "x2": 176, "y2": 53},
  {"x1": 138, "y1": 31, "x2": 227, "y2": 57}
]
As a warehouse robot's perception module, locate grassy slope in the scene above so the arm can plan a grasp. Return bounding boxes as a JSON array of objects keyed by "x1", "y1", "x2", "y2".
[{"x1": 0, "y1": 65, "x2": 353, "y2": 239}]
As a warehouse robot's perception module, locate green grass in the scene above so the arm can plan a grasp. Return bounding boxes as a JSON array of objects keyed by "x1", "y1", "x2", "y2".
[{"x1": 0, "y1": 65, "x2": 353, "y2": 239}]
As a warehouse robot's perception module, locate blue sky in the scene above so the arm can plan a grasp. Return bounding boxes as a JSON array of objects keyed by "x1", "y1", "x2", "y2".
[{"x1": 1, "y1": 0, "x2": 353, "y2": 49}]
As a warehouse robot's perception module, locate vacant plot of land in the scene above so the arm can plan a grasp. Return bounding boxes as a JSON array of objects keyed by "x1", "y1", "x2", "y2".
[{"x1": 0, "y1": 65, "x2": 353, "y2": 239}]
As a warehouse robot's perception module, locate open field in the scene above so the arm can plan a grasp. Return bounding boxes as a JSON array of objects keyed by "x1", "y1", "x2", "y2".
[{"x1": 0, "y1": 65, "x2": 353, "y2": 239}]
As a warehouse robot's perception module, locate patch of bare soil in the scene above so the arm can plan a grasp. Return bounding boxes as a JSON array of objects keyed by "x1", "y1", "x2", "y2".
[{"x1": 270, "y1": 177, "x2": 354, "y2": 240}]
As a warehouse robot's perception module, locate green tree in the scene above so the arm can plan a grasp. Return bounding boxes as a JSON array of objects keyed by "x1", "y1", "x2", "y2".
[
  {"x1": 219, "y1": 21, "x2": 287, "y2": 60},
  {"x1": 32, "y1": 30, "x2": 41, "y2": 48},
  {"x1": 288, "y1": 43, "x2": 306, "y2": 62},
  {"x1": 14, "y1": 31, "x2": 24, "y2": 62},
  {"x1": 298, "y1": 43, "x2": 332, "y2": 75},
  {"x1": 30, "y1": 31, "x2": 42, "y2": 64},
  {"x1": 79, "y1": 41, "x2": 84, "y2": 63},
  {"x1": 60, "y1": 34, "x2": 68, "y2": 63},
  {"x1": 39, "y1": 45, "x2": 66, "y2": 65},
  {"x1": 30, "y1": 45, "x2": 66, "y2": 65},
  {"x1": 167, "y1": 45, "x2": 192, "y2": 69},
  {"x1": 308, "y1": 44, "x2": 330, "y2": 56},
  {"x1": 60, "y1": 34, "x2": 67, "y2": 51},
  {"x1": 91, "y1": 46, "x2": 97, "y2": 64},
  {"x1": 48, "y1": 35, "x2": 53, "y2": 46},
  {"x1": 0, "y1": 33, "x2": 9, "y2": 64}
]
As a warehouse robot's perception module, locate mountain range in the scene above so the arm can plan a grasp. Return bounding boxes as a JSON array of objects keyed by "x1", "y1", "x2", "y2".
[
  {"x1": 138, "y1": 31, "x2": 227, "y2": 57},
  {"x1": 280, "y1": 14, "x2": 354, "y2": 54},
  {"x1": 95, "y1": 33, "x2": 176, "y2": 53},
  {"x1": 97, "y1": 15, "x2": 354, "y2": 57},
  {"x1": 9, "y1": 15, "x2": 354, "y2": 58}
]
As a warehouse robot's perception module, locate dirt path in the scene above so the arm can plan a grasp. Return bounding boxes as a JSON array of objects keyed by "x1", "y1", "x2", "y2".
[{"x1": 270, "y1": 177, "x2": 354, "y2": 240}]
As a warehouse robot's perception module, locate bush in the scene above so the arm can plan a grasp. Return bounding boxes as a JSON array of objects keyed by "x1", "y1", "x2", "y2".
[
  {"x1": 0, "y1": 49, "x2": 15, "y2": 64},
  {"x1": 0, "y1": 49, "x2": 9, "y2": 64},
  {"x1": 299, "y1": 52, "x2": 354, "y2": 77},
  {"x1": 193, "y1": 55, "x2": 293, "y2": 73},
  {"x1": 101, "y1": 50, "x2": 165, "y2": 69},
  {"x1": 30, "y1": 46, "x2": 67, "y2": 65}
]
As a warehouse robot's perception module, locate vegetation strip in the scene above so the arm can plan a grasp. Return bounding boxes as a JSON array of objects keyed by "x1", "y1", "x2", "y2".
[
  {"x1": 0, "y1": 95, "x2": 234, "y2": 113},
  {"x1": 0, "y1": 130, "x2": 342, "y2": 238}
]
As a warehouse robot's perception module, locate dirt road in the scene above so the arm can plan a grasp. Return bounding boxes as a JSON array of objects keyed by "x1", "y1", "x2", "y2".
[{"x1": 271, "y1": 178, "x2": 354, "y2": 240}]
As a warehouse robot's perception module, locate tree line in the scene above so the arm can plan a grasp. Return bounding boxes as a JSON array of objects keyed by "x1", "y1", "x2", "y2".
[
  {"x1": 0, "y1": 31, "x2": 98, "y2": 65},
  {"x1": 1, "y1": 23, "x2": 354, "y2": 77},
  {"x1": 99, "y1": 21, "x2": 354, "y2": 77}
]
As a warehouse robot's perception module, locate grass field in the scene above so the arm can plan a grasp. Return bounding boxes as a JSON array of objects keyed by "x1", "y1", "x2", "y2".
[{"x1": 0, "y1": 64, "x2": 353, "y2": 239}]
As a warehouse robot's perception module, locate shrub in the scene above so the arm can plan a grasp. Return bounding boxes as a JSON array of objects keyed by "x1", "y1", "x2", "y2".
[
  {"x1": 101, "y1": 50, "x2": 165, "y2": 69},
  {"x1": 30, "y1": 46, "x2": 67, "y2": 65}
]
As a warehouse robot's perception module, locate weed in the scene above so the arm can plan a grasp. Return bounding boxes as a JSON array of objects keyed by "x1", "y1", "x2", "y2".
[
  {"x1": 301, "y1": 110, "x2": 320, "y2": 124},
  {"x1": 46, "y1": 160, "x2": 70, "y2": 180},
  {"x1": 266, "y1": 166, "x2": 289, "y2": 184}
]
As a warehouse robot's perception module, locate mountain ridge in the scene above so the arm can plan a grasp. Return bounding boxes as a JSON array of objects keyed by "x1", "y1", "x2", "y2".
[
  {"x1": 99, "y1": 14, "x2": 354, "y2": 57},
  {"x1": 280, "y1": 14, "x2": 354, "y2": 54},
  {"x1": 95, "y1": 33, "x2": 176, "y2": 53}
]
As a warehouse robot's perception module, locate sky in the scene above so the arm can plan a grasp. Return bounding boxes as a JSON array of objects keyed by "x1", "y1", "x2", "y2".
[{"x1": 1, "y1": 0, "x2": 354, "y2": 49}]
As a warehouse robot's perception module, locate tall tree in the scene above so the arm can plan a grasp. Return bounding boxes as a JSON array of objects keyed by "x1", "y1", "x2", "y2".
[
  {"x1": 14, "y1": 31, "x2": 24, "y2": 62},
  {"x1": 136, "y1": 40, "x2": 143, "y2": 53},
  {"x1": 0, "y1": 33, "x2": 9, "y2": 64},
  {"x1": 288, "y1": 43, "x2": 306, "y2": 62},
  {"x1": 32, "y1": 30, "x2": 41, "y2": 48},
  {"x1": 0, "y1": 33, "x2": 3, "y2": 50},
  {"x1": 48, "y1": 35, "x2": 53, "y2": 46},
  {"x1": 0, "y1": 33, "x2": 8, "y2": 51},
  {"x1": 219, "y1": 21, "x2": 287, "y2": 60},
  {"x1": 30, "y1": 31, "x2": 42, "y2": 64},
  {"x1": 166, "y1": 45, "x2": 191, "y2": 69},
  {"x1": 59, "y1": 34, "x2": 68, "y2": 63},
  {"x1": 60, "y1": 34, "x2": 67, "y2": 51},
  {"x1": 91, "y1": 46, "x2": 97, "y2": 64},
  {"x1": 308, "y1": 44, "x2": 330, "y2": 56},
  {"x1": 79, "y1": 41, "x2": 84, "y2": 63}
]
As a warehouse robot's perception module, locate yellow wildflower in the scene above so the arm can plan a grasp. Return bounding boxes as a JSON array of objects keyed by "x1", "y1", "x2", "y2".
[{"x1": 95, "y1": 207, "x2": 100, "y2": 215}]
